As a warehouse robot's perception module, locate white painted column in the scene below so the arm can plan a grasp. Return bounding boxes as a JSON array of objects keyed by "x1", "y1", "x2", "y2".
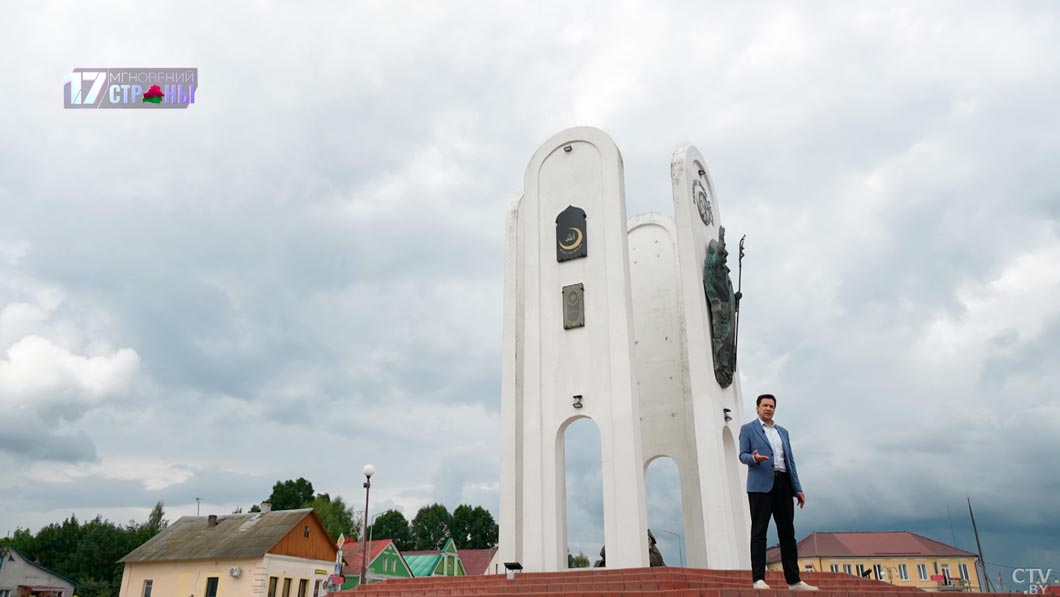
[
  {"x1": 501, "y1": 127, "x2": 649, "y2": 571},
  {"x1": 670, "y1": 145, "x2": 748, "y2": 569}
]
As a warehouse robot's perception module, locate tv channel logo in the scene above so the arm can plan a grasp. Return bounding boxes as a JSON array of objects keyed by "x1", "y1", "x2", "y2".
[{"x1": 64, "y1": 68, "x2": 198, "y2": 109}]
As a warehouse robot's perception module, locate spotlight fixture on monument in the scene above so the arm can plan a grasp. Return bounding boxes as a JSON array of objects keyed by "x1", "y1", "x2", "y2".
[{"x1": 499, "y1": 127, "x2": 751, "y2": 572}]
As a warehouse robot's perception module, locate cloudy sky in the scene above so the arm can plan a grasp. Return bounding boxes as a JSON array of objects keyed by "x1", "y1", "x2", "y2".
[{"x1": 2, "y1": 0, "x2": 1058, "y2": 587}]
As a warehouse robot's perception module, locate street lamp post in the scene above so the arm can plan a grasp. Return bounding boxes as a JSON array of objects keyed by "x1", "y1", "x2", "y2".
[
  {"x1": 659, "y1": 529, "x2": 684, "y2": 567},
  {"x1": 368, "y1": 512, "x2": 385, "y2": 546},
  {"x1": 360, "y1": 464, "x2": 375, "y2": 587}
]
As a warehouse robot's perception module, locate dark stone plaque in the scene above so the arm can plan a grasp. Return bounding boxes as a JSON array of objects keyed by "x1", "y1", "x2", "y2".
[
  {"x1": 556, "y1": 205, "x2": 587, "y2": 262},
  {"x1": 562, "y1": 283, "x2": 585, "y2": 329}
]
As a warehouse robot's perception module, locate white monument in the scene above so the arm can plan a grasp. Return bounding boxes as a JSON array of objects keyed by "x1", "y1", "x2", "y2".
[{"x1": 500, "y1": 127, "x2": 750, "y2": 571}]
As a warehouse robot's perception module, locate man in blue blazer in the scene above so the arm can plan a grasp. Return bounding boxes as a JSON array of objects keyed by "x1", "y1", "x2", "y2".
[{"x1": 739, "y1": 394, "x2": 818, "y2": 591}]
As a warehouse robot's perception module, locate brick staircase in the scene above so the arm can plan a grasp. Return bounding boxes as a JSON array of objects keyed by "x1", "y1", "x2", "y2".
[{"x1": 331, "y1": 566, "x2": 1020, "y2": 597}]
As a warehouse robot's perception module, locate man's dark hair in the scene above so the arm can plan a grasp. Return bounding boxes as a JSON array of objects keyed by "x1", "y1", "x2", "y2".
[{"x1": 756, "y1": 394, "x2": 776, "y2": 406}]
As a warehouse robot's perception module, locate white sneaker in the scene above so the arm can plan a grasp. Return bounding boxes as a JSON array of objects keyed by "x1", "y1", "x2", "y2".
[
  {"x1": 788, "y1": 581, "x2": 819, "y2": 591},
  {"x1": 752, "y1": 580, "x2": 771, "y2": 589}
]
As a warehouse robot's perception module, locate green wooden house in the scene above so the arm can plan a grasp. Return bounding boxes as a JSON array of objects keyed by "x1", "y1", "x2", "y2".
[
  {"x1": 340, "y1": 539, "x2": 413, "y2": 588},
  {"x1": 403, "y1": 538, "x2": 466, "y2": 577}
]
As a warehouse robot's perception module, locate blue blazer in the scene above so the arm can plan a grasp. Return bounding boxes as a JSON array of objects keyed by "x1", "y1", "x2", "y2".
[{"x1": 738, "y1": 419, "x2": 803, "y2": 494}]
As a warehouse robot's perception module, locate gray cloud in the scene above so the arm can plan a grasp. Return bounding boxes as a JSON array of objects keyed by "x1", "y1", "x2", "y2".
[{"x1": 0, "y1": 0, "x2": 1057, "y2": 581}]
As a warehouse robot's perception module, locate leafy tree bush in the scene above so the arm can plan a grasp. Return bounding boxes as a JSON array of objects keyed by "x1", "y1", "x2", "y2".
[
  {"x1": 307, "y1": 493, "x2": 357, "y2": 542},
  {"x1": 267, "y1": 477, "x2": 315, "y2": 511},
  {"x1": 368, "y1": 510, "x2": 413, "y2": 550},
  {"x1": 410, "y1": 503, "x2": 452, "y2": 550},
  {"x1": 450, "y1": 504, "x2": 498, "y2": 549},
  {"x1": 568, "y1": 551, "x2": 590, "y2": 568},
  {"x1": 6, "y1": 502, "x2": 168, "y2": 597}
]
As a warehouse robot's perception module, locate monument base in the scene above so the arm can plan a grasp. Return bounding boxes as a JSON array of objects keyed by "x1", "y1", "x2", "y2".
[{"x1": 331, "y1": 566, "x2": 1018, "y2": 596}]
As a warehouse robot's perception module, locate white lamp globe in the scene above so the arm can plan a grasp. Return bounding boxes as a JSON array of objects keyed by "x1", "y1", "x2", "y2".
[{"x1": 363, "y1": 464, "x2": 375, "y2": 478}]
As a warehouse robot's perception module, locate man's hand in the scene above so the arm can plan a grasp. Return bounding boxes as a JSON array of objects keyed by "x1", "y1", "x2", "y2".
[
  {"x1": 796, "y1": 492, "x2": 806, "y2": 509},
  {"x1": 752, "y1": 450, "x2": 769, "y2": 463}
]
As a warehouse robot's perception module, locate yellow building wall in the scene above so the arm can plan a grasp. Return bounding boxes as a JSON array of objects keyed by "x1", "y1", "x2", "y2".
[
  {"x1": 767, "y1": 555, "x2": 982, "y2": 592},
  {"x1": 118, "y1": 554, "x2": 334, "y2": 597}
]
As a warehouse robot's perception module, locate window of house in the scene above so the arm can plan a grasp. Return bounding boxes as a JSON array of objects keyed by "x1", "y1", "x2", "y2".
[
  {"x1": 142, "y1": 579, "x2": 154, "y2": 597},
  {"x1": 830, "y1": 564, "x2": 839, "y2": 573},
  {"x1": 268, "y1": 577, "x2": 279, "y2": 597},
  {"x1": 899, "y1": 564, "x2": 909, "y2": 580},
  {"x1": 283, "y1": 577, "x2": 293, "y2": 597},
  {"x1": 959, "y1": 564, "x2": 969, "y2": 581},
  {"x1": 918, "y1": 564, "x2": 928, "y2": 580},
  {"x1": 874, "y1": 565, "x2": 885, "y2": 580},
  {"x1": 844, "y1": 564, "x2": 853, "y2": 575},
  {"x1": 940, "y1": 564, "x2": 951, "y2": 579},
  {"x1": 313, "y1": 580, "x2": 321, "y2": 597},
  {"x1": 205, "y1": 577, "x2": 219, "y2": 597},
  {"x1": 298, "y1": 578, "x2": 308, "y2": 597},
  {"x1": 304, "y1": 525, "x2": 310, "y2": 538},
  {"x1": 856, "y1": 564, "x2": 866, "y2": 576}
]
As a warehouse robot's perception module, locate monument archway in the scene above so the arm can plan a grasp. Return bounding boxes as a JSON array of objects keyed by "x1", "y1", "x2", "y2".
[
  {"x1": 645, "y1": 456, "x2": 686, "y2": 567},
  {"x1": 500, "y1": 127, "x2": 750, "y2": 571},
  {"x1": 559, "y1": 416, "x2": 603, "y2": 567}
]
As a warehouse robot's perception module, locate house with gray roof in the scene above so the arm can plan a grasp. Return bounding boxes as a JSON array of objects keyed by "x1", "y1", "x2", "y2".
[
  {"x1": 117, "y1": 507, "x2": 338, "y2": 597},
  {"x1": 0, "y1": 546, "x2": 76, "y2": 597}
]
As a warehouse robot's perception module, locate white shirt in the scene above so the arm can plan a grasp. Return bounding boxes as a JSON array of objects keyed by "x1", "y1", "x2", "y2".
[{"x1": 760, "y1": 420, "x2": 788, "y2": 472}]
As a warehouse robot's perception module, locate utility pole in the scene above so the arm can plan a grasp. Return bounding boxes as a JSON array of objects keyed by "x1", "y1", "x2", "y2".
[{"x1": 968, "y1": 497, "x2": 994, "y2": 592}]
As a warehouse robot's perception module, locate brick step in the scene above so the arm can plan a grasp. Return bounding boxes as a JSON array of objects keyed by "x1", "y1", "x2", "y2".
[
  {"x1": 337, "y1": 590, "x2": 1024, "y2": 597},
  {"x1": 352, "y1": 580, "x2": 922, "y2": 594},
  {"x1": 360, "y1": 570, "x2": 884, "y2": 585},
  {"x1": 351, "y1": 586, "x2": 917, "y2": 597},
  {"x1": 351, "y1": 588, "x2": 917, "y2": 597},
  {"x1": 354, "y1": 576, "x2": 906, "y2": 589},
  {"x1": 332, "y1": 568, "x2": 1024, "y2": 597}
]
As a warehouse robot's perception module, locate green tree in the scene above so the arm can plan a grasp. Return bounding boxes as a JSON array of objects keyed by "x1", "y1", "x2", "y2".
[
  {"x1": 8, "y1": 504, "x2": 168, "y2": 597},
  {"x1": 136, "y1": 501, "x2": 167, "y2": 542},
  {"x1": 410, "y1": 503, "x2": 452, "y2": 550},
  {"x1": 568, "y1": 551, "x2": 590, "y2": 568},
  {"x1": 268, "y1": 477, "x2": 315, "y2": 510},
  {"x1": 449, "y1": 505, "x2": 498, "y2": 549},
  {"x1": 308, "y1": 493, "x2": 357, "y2": 542},
  {"x1": 368, "y1": 510, "x2": 412, "y2": 550},
  {"x1": 9, "y1": 527, "x2": 35, "y2": 555}
]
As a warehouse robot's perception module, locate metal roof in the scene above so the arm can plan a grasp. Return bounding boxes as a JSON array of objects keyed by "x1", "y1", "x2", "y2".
[
  {"x1": 458, "y1": 547, "x2": 498, "y2": 576},
  {"x1": 404, "y1": 554, "x2": 442, "y2": 577},
  {"x1": 767, "y1": 531, "x2": 978, "y2": 563},
  {"x1": 120, "y1": 509, "x2": 318, "y2": 563}
]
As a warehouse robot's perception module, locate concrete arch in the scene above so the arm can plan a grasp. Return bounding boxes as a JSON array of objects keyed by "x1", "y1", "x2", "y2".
[
  {"x1": 557, "y1": 416, "x2": 604, "y2": 567},
  {"x1": 722, "y1": 426, "x2": 749, "y2": 559},
  {"x1": 645, "y1": 455, "x2": 687, "y2": 567}
]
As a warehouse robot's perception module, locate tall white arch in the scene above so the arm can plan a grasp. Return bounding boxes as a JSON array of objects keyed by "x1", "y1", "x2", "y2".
[{"x1": 500, "y1": 127, "x2": 649, "y2": 571}]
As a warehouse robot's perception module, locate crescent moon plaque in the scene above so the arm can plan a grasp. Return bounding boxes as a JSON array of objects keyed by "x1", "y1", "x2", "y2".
[{"x1": 556, "y1": 205, "x2": 587, "y2": 262}]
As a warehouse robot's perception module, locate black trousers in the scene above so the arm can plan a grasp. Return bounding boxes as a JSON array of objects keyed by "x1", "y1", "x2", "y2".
[{"x1": 749, "y1": 470, "x2": 800, "y2": 584}]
